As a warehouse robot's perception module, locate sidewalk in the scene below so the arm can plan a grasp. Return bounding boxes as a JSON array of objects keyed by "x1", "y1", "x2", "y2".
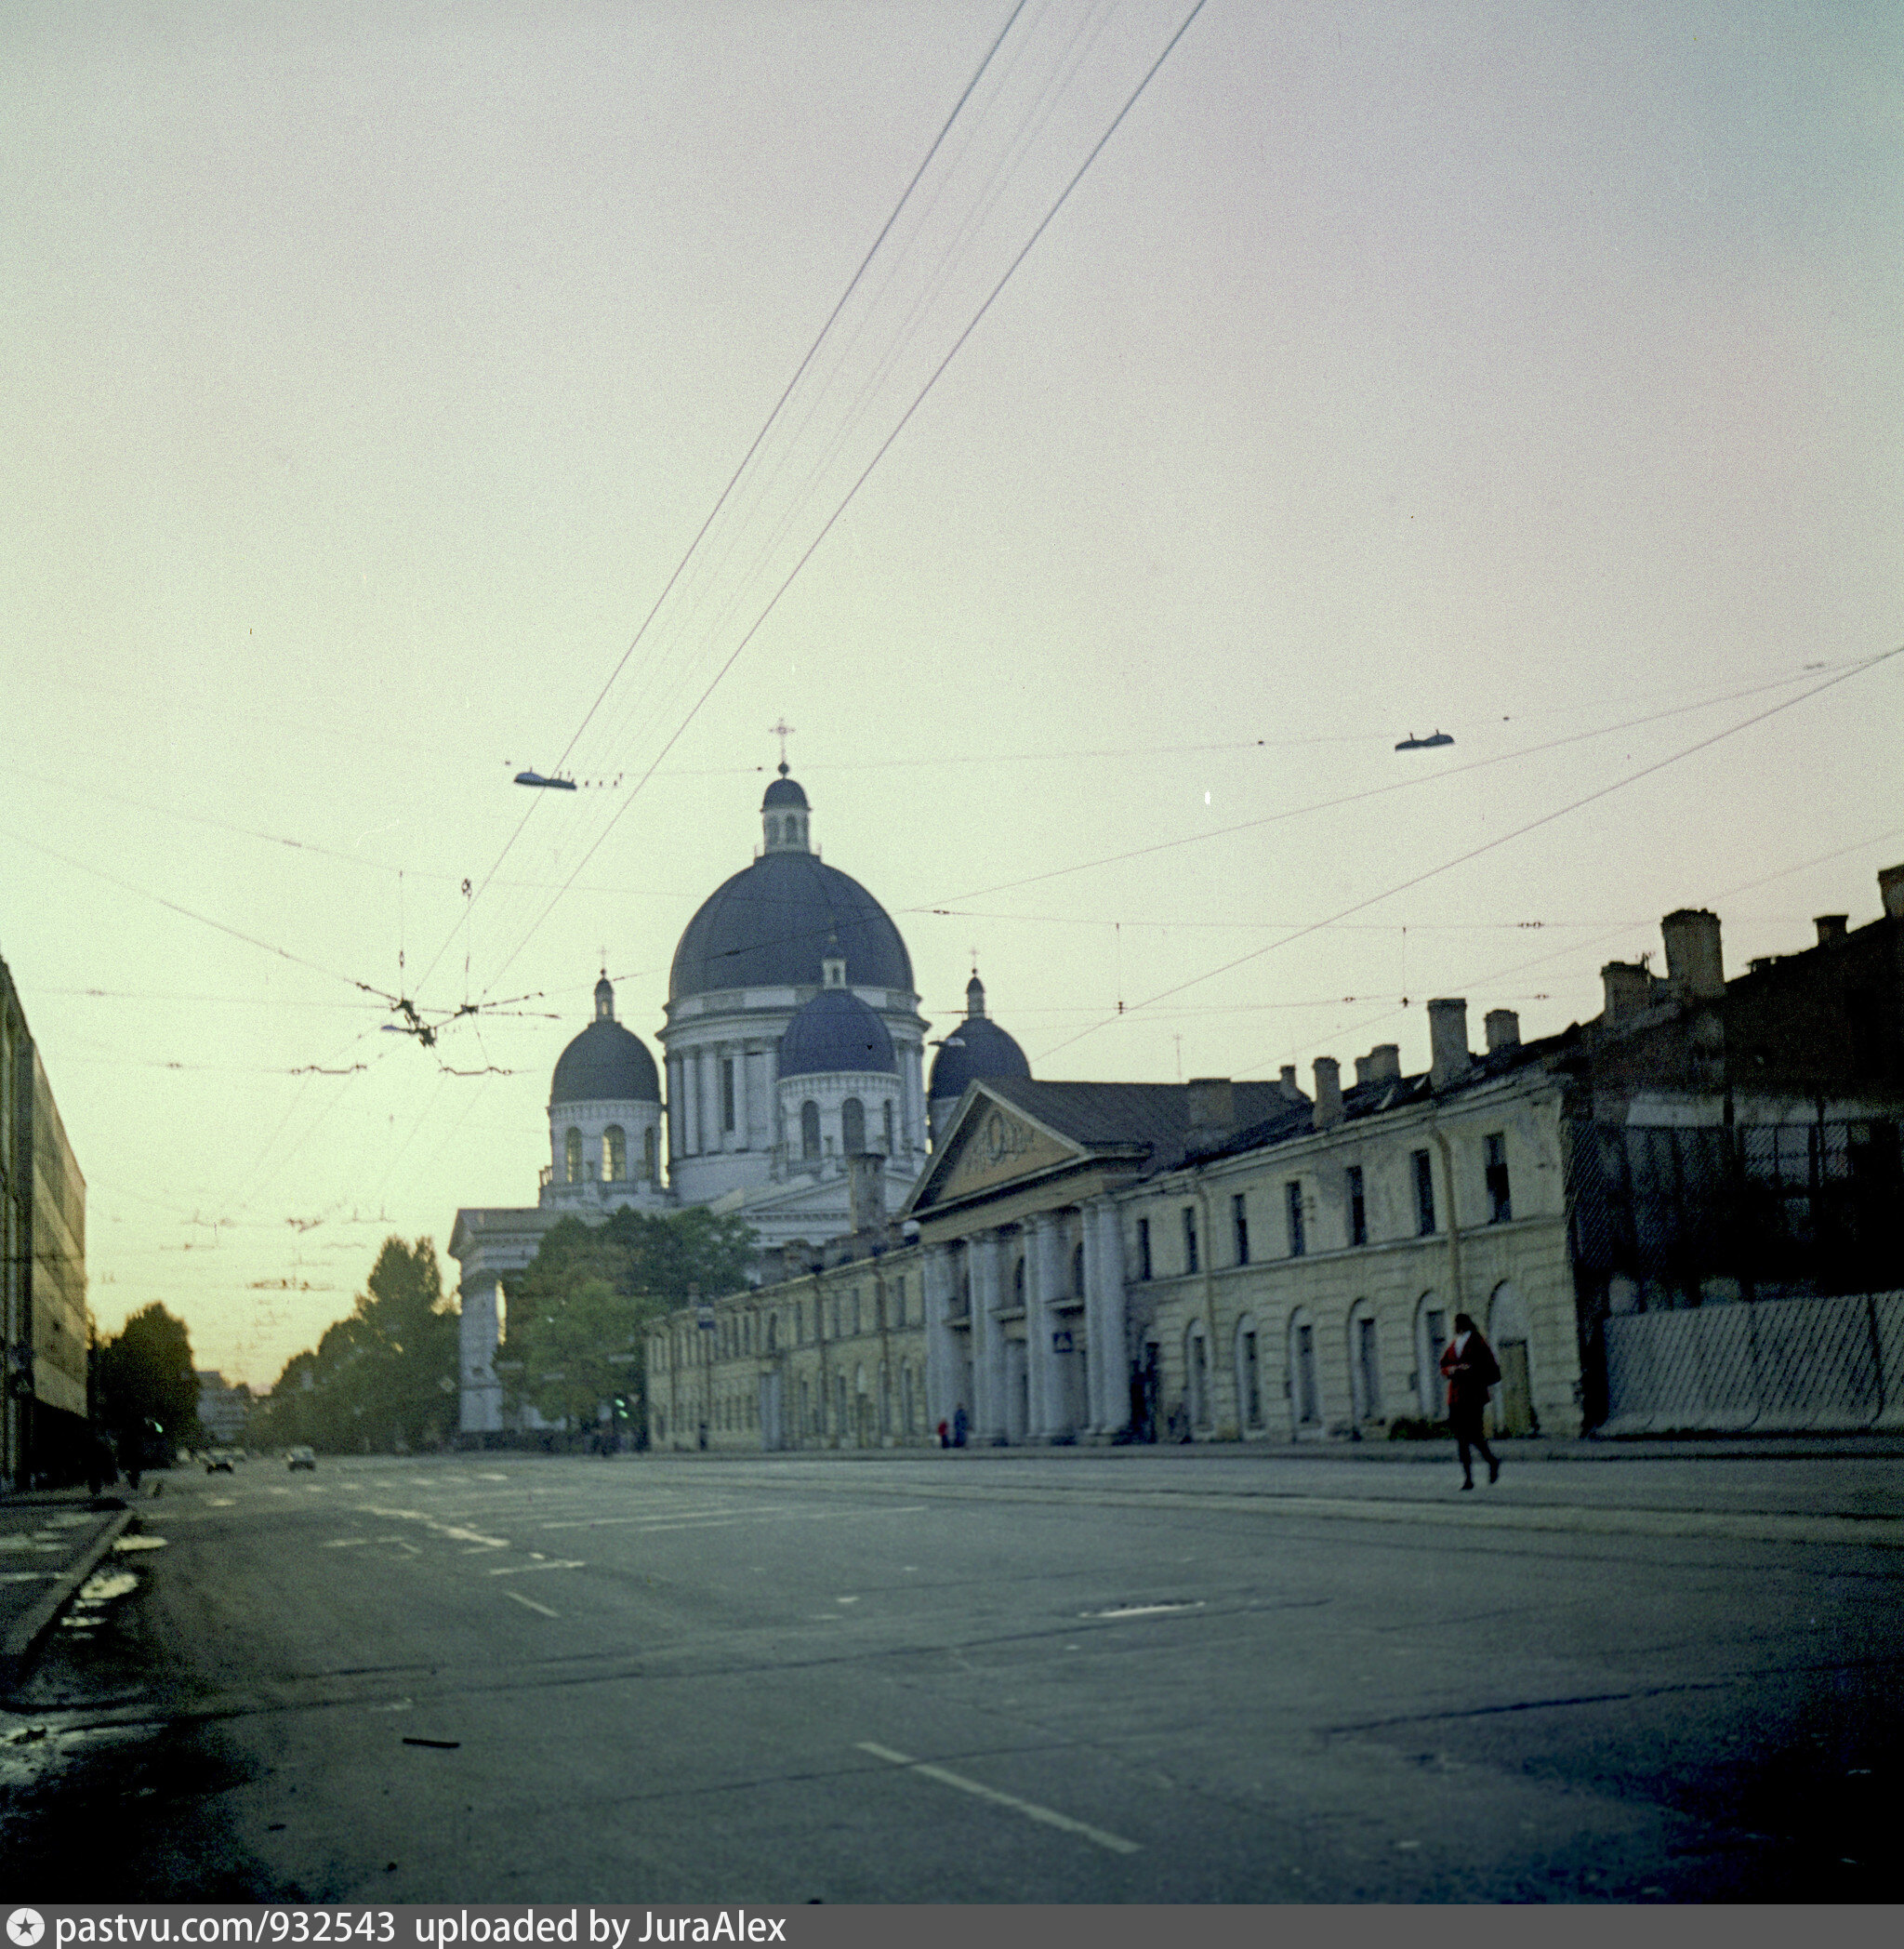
[{"x1": 0, "y1": 1484, "x2": 139, "y2": 1691}]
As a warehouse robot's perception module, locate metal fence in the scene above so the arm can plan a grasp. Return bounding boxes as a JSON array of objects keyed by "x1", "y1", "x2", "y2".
[{"x1": 1601, "y1": 1290, "x2": 1904, "y2": 1435}]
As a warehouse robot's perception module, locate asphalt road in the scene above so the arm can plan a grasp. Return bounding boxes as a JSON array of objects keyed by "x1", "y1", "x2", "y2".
[{"x1": 4, "y1": 1446, "x2": 1899, "y2": 1903}]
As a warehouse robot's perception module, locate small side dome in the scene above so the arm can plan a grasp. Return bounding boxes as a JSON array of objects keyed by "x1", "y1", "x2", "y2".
[
  {"x1": 550, "y1": 976, "x2": 660, "y2": 1106},
  {"x1": 929, "y1": 971, "x2": 1030, "y2": 1103},
  {"x1": 778, "y1": 987, "x2": 896, "y2": 1079}
]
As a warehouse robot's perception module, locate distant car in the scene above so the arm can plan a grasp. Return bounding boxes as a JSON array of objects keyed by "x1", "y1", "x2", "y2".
[
  {"x1": 205, "y1": 1451, "x2": 238, "y2": 1473},
  {"x1": 286, "y1": 1446, "x2": 317, "y2": 1471}
]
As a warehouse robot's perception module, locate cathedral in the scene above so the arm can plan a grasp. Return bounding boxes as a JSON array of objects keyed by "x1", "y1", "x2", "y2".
[{"x1": 447, "y1": 765, "x2": 1028, "y2": 1435}]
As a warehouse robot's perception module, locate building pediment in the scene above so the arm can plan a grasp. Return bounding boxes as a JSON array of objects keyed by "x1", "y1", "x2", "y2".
[{"x1": 904, "y1": 1087, "x2": 1087, "y2": 1216}]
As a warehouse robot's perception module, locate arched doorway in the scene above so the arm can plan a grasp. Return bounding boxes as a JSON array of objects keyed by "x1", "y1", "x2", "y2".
[{"x1": 1488, "y1": 1282, "x2": 1537, "y2": 1435}]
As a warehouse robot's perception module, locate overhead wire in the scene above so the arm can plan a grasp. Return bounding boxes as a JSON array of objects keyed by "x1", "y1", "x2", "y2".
[{"x1": 1032, "y1": 644, "x2": 1904, "y2": 1064}]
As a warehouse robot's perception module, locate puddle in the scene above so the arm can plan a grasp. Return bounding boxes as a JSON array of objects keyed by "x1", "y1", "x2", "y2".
[
  {"x1": 78, "y1": 1569, "x2": 139, "y2": 1603},
  {"x1": 112, "y1": 1535, "x2": 170, "y2": 1554}
]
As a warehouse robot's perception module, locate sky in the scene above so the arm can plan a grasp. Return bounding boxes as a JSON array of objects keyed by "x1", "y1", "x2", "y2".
[{"x1": 4, "y1": 0, "x2": 1899, "y2": 1389}]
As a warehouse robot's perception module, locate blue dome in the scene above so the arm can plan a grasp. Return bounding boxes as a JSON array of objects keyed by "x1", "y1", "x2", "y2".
[
  {"x1": 762, "y1": 774, "x2": 808, "y2": 809},
  {"x1": 550, "y1": 1019, "x2": 660, "y2": 1106},
  {"x1": 670, "y1": 852, "x2": 913, "y2": 1001},
  {"x1": 778, "y1": 988, "x2": 896, "y2": 1079},
  {"x1": 929, "y1": 1014, "x2": 1030, "y2": 1102}
]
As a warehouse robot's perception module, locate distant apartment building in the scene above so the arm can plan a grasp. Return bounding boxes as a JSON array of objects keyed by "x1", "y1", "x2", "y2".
[
  {"x1": 196, "y1": 1370, "x2": 253, "y2": 1447},
  {"x1": 1, "y1": 952, "x2": 89, "y2": 1487}
]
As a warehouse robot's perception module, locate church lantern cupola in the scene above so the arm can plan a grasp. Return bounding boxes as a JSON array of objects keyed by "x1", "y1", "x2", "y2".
[{"x1": 762, "y1": 764, "x2": 810, "y2": 854}]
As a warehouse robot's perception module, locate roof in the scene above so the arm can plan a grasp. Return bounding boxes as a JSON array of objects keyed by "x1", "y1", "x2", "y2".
[
  {"x1": 762, "y1": 775, "x2": 808, "y2": 809},
  {"x1": 978, "y1": 1077, "x2": 1305, "y2": 1176},
  {"x1": 669, "y1": 851, "x2": 913, "y2": 1001},
  {"x1": 549, "y1": 1018, "x2": 661, "y2": 1107},
  {"x1": 929, "y1": 1014, "x2": 1031, "y2": 1101},
  {"x1": 778, "y1": 987, "x2": 898, "y2": 1079}
]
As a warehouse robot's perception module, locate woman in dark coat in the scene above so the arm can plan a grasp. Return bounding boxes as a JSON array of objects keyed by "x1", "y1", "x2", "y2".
[{"x1": 1439, "y1": 1312, "x2": 1502, "y2": 1489}]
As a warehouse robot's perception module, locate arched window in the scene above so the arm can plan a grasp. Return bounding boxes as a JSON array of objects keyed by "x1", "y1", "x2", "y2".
[
  {"x1": 1235, "y1": 1318, "x2": 1263, "y2": 1430},
  {"x1": 1072, "y1": 1241, "x2": 1085, "y2": 1296},
  {"x1": 642, "y1": 1126, "x2": 657, "y2": 1180},
  {"x1": 766, "y1": 815, "x2": 779, "y2": 845},
  {"x1": 835, "y1": 1372, "x2": 848, "y2": 1439},
  {"x1": 1185, "y1": 1325, "x2": 1211, "y2": 1428},
  {"x1": 1348, "y1": 1299, "x2": 1382, "y2": 1423},
  {"x1": 842, "y1": 1096, "x2": 866, "y2": 1154},
  {"x1": 800, "y1": 1100, "x2": 821, "y2": 1161},
  {"x1": 602, "y1": 1125, "x2": 626, "y2": 1182},
  {"x1": 883, "y1": 1099, "x2": 895, "y2": 1153},
  {"x1": 1013, "y1": 1257, "x2": 1025, "y2": 1305},
  {"x1": 1414, "y1": 1293, "x2": 1448, "y2": 1420},
  {"x1": 564, "y1": 1128, "x2": 583, "y2": 1184},
  {"x1": 1289, "y1": 1307, "x2": 1321, "y2": 1431},
  {"x1": 766, "y1": 1313, "x2": 778, "y2": 1352}
]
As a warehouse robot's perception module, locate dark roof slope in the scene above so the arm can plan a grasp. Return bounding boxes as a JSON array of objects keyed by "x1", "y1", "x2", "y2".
[{"x1": 978, "y1": 1078, "x2": 1304, "y2": 1176}]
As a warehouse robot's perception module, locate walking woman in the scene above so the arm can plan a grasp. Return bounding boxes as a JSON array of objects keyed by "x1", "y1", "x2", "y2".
[{"x1": 1439, "y1": 1312, "x2": 1502, "y2": 1490}]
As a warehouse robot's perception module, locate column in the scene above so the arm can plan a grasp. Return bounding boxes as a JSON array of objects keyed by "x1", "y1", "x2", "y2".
[
  {"x1": 1081, "y1": 1200, "x2": 1104, "y2": 1436},
  {"x1": 1024, "y1": 1215, "x2": 1051, "y2": 1441},
  {"x1": 680, "y1": 1054, "x2": 699, "y2": 1159},
  {"x1": 970, "y1": 1230, "x2": 1004, "y2": 1441},
  {"x1": 698, "y1": 1047, "x2": 718, "y2": 1156},
  {"x1": 1093, "y1": 1200, "x2": 1130, "y2": 1434},
  {"x1": 923, "y1": 1245, "x2": 957, "y2": 1434},
  {"x1": 1038, "y1": 1213, "x2": 1070, "y2": 1439}
]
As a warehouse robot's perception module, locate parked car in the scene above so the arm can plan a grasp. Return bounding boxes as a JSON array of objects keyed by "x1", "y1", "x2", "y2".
[
  {"x1": 204, "y1": 1450, "x2": 239, "y2": 1473},
  {"x1": 286, "y1": 1446, "x2": 317, "y2": 1471}
]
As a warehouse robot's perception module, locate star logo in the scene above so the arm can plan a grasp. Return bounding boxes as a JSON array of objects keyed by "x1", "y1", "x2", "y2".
[{"x1": 8, "y1": 1912, "x2": 46, "y2": 1947}]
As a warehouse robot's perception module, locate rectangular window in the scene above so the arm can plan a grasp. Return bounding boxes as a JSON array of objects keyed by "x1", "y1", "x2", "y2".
[
  {"x1": 1485, "y1": 1133, "x2": 1512, "y2": 1223},
  {"x1": 721, "y1": 1058, "x2": 736, "y2": 1132},
  {"x1": 1347, "y1": 1164, "x2": 1367, "y2": 1246},
  {"x1": 1232, "y1": 1193, "x2": 1250, "y2": 1266},
  {"x1": 1138, "y1": 1217, "x2": 1153, "y2": 1281},
  {"x1": 1413, "y1": 1149, "x2": 1437, "y2": 1235},
  {"x1": 1285, "y1": 1182, "x2": 1305, "y2": 1258},
  {"x1": 1183, "y1": 1206, "x2": 1199, "y2": 1275},
  {"x1": 893, "y1": 1275, "x2": 907, "y2": 1326},
  {"x1": 1241, "y1": 1330, "x2": 1261, "y2": 1427}
]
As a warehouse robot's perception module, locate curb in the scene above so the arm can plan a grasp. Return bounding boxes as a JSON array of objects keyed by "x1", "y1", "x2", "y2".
[{"x1": 0, "y1": 1506, "x2": 136, "y2": 1694}]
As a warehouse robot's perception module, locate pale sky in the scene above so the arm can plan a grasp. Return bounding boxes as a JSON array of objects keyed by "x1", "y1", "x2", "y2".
[{"x1": 4, "y1": 1, "x2": 1899, "y2": 1387}]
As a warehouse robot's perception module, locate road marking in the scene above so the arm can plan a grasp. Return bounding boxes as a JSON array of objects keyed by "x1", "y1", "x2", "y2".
[
  {"x1": 488, "y1": 1559, "x2": 585, "y2": 1577},
  {"x1": 356, "y1": 1504, "x2": 509, "y2": 1548},
  {"x1": 1084, "y1": 1601, "x2": 1205, "y2": 1621},
  {"x1": 323, "y1": 1538, "x2": 371, "y2": 1549},
  {"x1": 856, "y1": 1743, "x2": 1139, "y2": 1855},
  {"x1": 503, "y1": 1589, "x2": 560, "y2": 1618},
  {"x1": 206, "y1": 1497, "x2": 235, "y2": 1507}
]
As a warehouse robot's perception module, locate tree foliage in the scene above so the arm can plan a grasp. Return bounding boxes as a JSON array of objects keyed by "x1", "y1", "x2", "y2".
[
  {"x1": 251, "y1": 1238, "x2": 458, "y2": 1453},
  {"x1": 503, "y1": 1207, "x2": 754, "y2": 1440},
  {"x1": 96, "y1": 1302, "x2": 201, "y2": 1455}
]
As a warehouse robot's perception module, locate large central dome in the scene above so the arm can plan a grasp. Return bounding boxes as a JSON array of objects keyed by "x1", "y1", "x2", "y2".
[
  {"x1": 669, "y1": 850, "x2": 913, "y2": 1001},
  {"x1": 669, "y1": 766, "x2": 913, "y2": 1001}
]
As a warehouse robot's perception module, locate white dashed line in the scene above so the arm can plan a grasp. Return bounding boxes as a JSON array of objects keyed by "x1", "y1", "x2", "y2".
[
  {"x1": 856, "y1": 1742, "x2": 1139, "y2": 1855},
  {"x1": 503, "y1": 1589, "x2": 560, "y2": 1618}
]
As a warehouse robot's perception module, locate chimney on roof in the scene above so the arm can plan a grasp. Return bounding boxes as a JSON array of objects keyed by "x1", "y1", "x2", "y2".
[
  {"x1": 1484, "y1": 1008, "x2": 1521, "y2": 1053},
  {"x1": 1355, "y1": 1043, "x2": 1401, "y2": 1087},
  {"x1": 1312, "y1": 1056, "x2": 1343, "y2": 1130},
  {"x1": 1601, "y1": 961, "x2": 1653, "y2": 1025},
  {"x1": 1186, "y1": 1078, "x2": 1236, "y2": 1141},
  {"x1": 847, "y1": 1151, "x2": 885, "y2": 1235},
  {"x1": 1815, "y1": 914, "x2": 1849, "y2": 946},
  {"x1": 1277, "y1": 1065, "x2": 1303, "y2": 1102},
  {"x1": 1660, "y1": 908, "x2": 1725, "y2": 1000},
  {"x1": 1878, "y1": 864, "x2": 1904, "y2": 920},
  {"x1": 1427, "y1": 998, "x2": 1472, "y2": 1091}
]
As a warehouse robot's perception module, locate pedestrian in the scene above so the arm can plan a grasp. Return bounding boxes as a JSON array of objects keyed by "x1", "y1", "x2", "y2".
[
  {"x1": 1439, "y1": 1312, "x2": 1502, "y2": 1490},
  {"x1": 952, "y1": 1402, "x2": 969, "y2": 1448},
  {"x1": 936, "y1": 1417, "x2": 950, "y2": 1450}
]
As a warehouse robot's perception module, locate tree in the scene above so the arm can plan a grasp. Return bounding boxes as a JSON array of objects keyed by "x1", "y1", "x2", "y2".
[
  {"x1": 97, "y1": 1303, "x2": 201, "y2": 1457},
  {"x1": 504, "y1": 1207, "x2": 754, "y2": 1440},
  {"x1": 250, "y1": 1238, "x2": 458, "y2": 1453}
]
